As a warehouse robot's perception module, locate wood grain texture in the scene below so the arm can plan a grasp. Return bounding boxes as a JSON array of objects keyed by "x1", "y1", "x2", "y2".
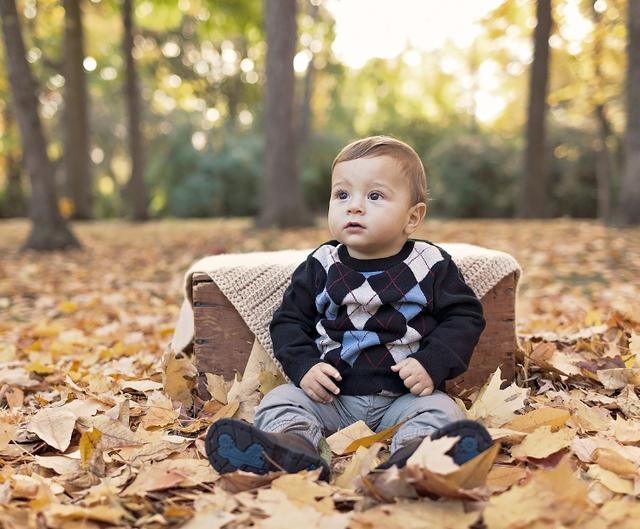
[{"x1": 192, "y1": 272, "x2": 518, "y2": 394}]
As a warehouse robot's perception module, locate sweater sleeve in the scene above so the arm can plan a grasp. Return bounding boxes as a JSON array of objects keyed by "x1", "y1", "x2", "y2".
[
  {"x1": 269, "y1": 256, "x2": 324, "y2": 386},
  {"x1": 409, "y1": 253, "x2": 486, "y2": 389}
]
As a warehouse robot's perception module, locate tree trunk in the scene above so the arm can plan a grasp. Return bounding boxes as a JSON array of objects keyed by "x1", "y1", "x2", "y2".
[
  {"x1": 296, "y1": 2, "x2": 319, "y2": 160},
  {"x1": 0, "y1": 0, "x2": 80, "y2": 249},
  {"x1": 617, "y1": 0, "x2": 640, "y2": 225},
  {"x1": 2, "y1": 104, "x2": 26, "y2": 217},
  {"x1": 258, "y1": 0, "x2": 310, "y2": 228},
  {"x1": 63, "y1": 0, "x2": 93, "y2": 219},
  {"x1": 123, "y1": 0, "x2": 148, "y2": 221},
  {"x1": 517, "y1": 0, "x2": 553, "y2": 218}
]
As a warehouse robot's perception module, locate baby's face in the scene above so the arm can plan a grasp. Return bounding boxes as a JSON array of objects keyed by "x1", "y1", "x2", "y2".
[{"x1": 328, "y1": 156, "x2": 424, "y2": 259}]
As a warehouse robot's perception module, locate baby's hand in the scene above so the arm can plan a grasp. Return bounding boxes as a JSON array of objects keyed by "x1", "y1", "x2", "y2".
[
  {"x1": 391, "y1": 358, "x2": 434, "y2": 396},
  {"x1": 300, "y1": 363, "x2": 342, "y2": 404}
]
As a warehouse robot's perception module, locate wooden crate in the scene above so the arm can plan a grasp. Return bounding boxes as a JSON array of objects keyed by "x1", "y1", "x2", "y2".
[{"x1": 192, "y1": 271, "x2": 518, "y2": 394}]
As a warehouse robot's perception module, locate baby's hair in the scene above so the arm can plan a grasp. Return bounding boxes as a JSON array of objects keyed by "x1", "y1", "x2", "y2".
[{"x1": 332, "y1": 135, "x2": 428, "y2": 205}]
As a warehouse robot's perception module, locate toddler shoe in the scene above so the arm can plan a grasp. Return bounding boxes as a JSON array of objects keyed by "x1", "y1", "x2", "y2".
[
  {"x1": 376, "y1": 419, "x2": 493, "y2": 470},
  {"x1": 205, "y1": 418, "x2": 330, "y2": 481}
]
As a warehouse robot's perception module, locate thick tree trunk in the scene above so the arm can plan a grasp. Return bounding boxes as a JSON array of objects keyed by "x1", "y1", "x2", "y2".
[
  {"x1": 63, "y1": 0, "x2": 92, "y2": 219},
  {"x1": 258, "y1": 0, "x2": 310, "y2": 228},
  {"x1": 617, "y1": 0, "x2": 640, "y2": 225},
  {"x1": 0, "y1": 0, "x2": 80, "y2": 249},
  {"x1": 123, "y1": 0, "x2": 148, "y2": 221},
  {"x1": 517, "y1": 0, "x2": 553, "y2": 218},
  {"x1": 3, "y1": 104, "x2": 26, "y2": 217}
]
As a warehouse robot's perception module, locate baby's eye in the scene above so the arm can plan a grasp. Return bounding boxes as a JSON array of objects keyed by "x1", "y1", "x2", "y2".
[
  {"x1": 368, "y1": 191, "x2": 383, "y2": 201},
  {"x1": 335, "y1": 190, "x2": 349, "y2": 200}
]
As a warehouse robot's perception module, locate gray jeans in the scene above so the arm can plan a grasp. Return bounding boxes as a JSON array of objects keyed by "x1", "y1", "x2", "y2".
[{"x1": 253, "y1": 384, "x2": 466, "y2": 453}]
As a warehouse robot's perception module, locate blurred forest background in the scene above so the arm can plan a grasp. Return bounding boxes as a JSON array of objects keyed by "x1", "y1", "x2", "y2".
[{"x1": 1, "y1": 0, "x2": 639, "y2": 250}]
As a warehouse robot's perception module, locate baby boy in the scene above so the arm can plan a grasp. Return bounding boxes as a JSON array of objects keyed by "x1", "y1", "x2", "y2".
[{"x1": 205, "y1": 136, "x2": 492, "y2": 480}]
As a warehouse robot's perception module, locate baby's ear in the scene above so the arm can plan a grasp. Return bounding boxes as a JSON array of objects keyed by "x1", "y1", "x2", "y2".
[{"x1": 405, "y1": 202, "x2": 427, "y2": 234}]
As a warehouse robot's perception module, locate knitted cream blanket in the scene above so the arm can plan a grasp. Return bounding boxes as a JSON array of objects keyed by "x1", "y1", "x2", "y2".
[{"x1": 171, "y1": 244, "x2": 521, "y2": 377}]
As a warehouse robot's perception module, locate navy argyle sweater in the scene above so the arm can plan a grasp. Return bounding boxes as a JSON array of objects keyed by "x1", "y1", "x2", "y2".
[{"x1": 270, "y1": 239, "x2": 486, "y2": 396}]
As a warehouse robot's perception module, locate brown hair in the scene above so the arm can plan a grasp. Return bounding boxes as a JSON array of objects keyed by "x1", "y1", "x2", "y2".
[{"x1": 332, "y1": 135, "x2": 428, "y2": 205}]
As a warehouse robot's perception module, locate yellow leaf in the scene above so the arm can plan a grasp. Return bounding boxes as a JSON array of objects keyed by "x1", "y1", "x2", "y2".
[
  {"x1": 211, "y1": 400, "x2": 240, "y2": 423},
  {"x1": 258, "y1": 370, "x2": 286, "y2": 396},
  {"x1": 592, "y1": 448, "x2": 638, "y2": 478},
  {"x1": 80, "y1": 429, "x2": 102, "y2": 469},
  {"x1": 344, "y1": 422, "x2": 403, "y2": 454},
  {"x1": 58, "y1": 197, "x2": 74, "y2": 218},
  {"x1": 26, "y1": 361, "x2": 56, "y2": 375},
  {"x1": 0, "y1": 416, "x2": 17, "y2": 451},
  {"x1": 57, "y1": 300, "x2": 78, "y2": 314}
]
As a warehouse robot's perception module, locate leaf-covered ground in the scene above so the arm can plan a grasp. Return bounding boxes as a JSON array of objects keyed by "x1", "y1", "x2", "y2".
[{"x1": 1, "y1": 218, "x2": 640, "y2": 529}]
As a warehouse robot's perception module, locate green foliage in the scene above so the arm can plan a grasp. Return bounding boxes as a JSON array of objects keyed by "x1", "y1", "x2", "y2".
[
  {"x1": 426, "y1": 132, "x2": 519, "y2": 218},
  {"x1": 146, "y1": 124, "x2": 263, "y2": 218}
]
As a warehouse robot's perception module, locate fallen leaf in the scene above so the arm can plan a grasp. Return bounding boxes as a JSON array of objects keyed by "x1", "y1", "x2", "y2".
[
  {"x1": 486, "y1": 464, "x2": 528, "y2": 493},
  {"x1": 205, "y1": 373, "x2": 231, "y2": 404},
  {"x1": 140, "y1": 392, "x2": 180, "y2": 429},
  {"x1": 406, "y1": 436, "x2": 459, "y2": 474},
  {"x1": 465, "y1": 367, "x2": 529, "y2": 427},
  {"x1": 163, "y1": 353, "x2": 197, "y2": 408},
  {"x1": 586, "y1": 464, "x2": 634, "y2": 495},
  {"x1": 505, "y1": 407, "x2": 570, "y2": 433},
  {"x1": 483, "y1": 457, "x2": 592, "y2": 529},
  {"x1": 27, "y1": 407, "x2": 77, "y2": 451},
  {"x1": 34, "y1": 455, "x2": 81, "y2": 475},
  {"x1": 121, "y1": 459, "x2": 218, "y2": 495},
  {"x1": 592, "y1": 448, "x2": 638, "y2": 478},
  {"x1": 511, "y1": 426, "x2": 575, "y2": 460},
  {"x1": 350, "y1": 498, "x2": 480, "y2": 529},
  {"x1": 327, "y1": 421, "x2": 375, "y2": 455},
  {"x1": 344, "y1": 422, "x2": 403, "y2": 454},
  {"x1": 334, "y1": 443, "x2": 383, "y2": 489}
]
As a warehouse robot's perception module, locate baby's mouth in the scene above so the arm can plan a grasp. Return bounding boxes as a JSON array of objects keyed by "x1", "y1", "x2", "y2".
[{"x1": 344, "y1": 221, "x2": 365, "y2": 230}]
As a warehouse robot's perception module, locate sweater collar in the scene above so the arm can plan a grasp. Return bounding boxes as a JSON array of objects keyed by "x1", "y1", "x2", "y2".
[{"x1": 337, "y1": 240, "x2": 414, "y2": 272}]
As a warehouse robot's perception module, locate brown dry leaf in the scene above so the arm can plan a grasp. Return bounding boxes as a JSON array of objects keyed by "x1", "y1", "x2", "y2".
[
  {"x1": 465, "y1": 367, "x2": 529, "y2": 427},
  {"x1": 0, "y1": 415, "x2": 16, "y2": 450},
  {"x1": 210, "y1": 399, "x2": 240, "y2": 423},
  {"x1": 616, "y1": 385, "x2": 640, "y2": 419},
  {"x1": 402, "y1": 442, "x2": 500, "y2": 500},
  {"x1": 140, "y1": 392, "x2": 180, "y2": 429},
  {"x1": 586, "y1": 464, "x2": 635, "y2": 495},
  {"x1": 483, "y1": 457, "x2": 592, "y2": 529},
  {"x1": 121, "y1": 459, "x2": 218, "y2": 495},
  {"x1": 486, "y1": 427, "x2": 527, "y2": 445},
  {"x1": 43, "y1": 504, "x2": 128, "y2": 526},
  {"x1": 335, "y1": 443, "x2": 383, "y2": 490},
  {"x1": 271, "y1": 473, "x2": 334, "y2": 513},
  {"x1": 27, "y1": 407, "x2": 77, "y2": 451},
  {"x1": 181, "y1": 511, "x2": 237, "y2": 529},
  {"x1": 596, "y1": 368, "x2": 640, "y2": 390},
  {"x1": 205, "y1": 373, "x2": 231, "y2": 404},
  {"x1": 5, "y1": 386, "x2": 24, "y2": 409},
  {"x1": 118, "y1": 379, "x2": 163, "y2": 392},
  {"x1": 253, "y1": 488, "x2": 350, "y2": 529},
  {"x1": 326, "y1": 420, "x2": 375, "y2": 455},
  {"x1": 567, "y1": 399, "x2": 612, "y2": 433},
  {"x1": 486, "y1": 465, "x2": 528, "y2": 493},
  {"x1": 505, "y1": 407, "x2": 570, "y2": 433},
  {"x1": 34, "y1": 455, "x2": 81, "y2": 475},
  {"x1": 350, "y1": 498, "x2": 480, "y2": 529},
  {"x1": 163, "y1": 353, "x2": 197, "y2": 408},
  {"x1": 592, "y1": 447, "x2": 638, "y2": 478},
  {"x1": 0, "y1": 367, "x2": 39, "y2": 388},
  {"x1": 612, "y1": 417, "x2": 640, "y2": 445},
  {"x1": 511, "y1": 426, "x2": 575, "y2": 460}
]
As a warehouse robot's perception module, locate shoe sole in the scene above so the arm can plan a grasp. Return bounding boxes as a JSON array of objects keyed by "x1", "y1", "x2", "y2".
[
  {"x1": 431, "y1": 419, "x2": 493, "y2": 464},
  {"x1": 205, "y1": 419, "x2": 329, "y2": 480}
]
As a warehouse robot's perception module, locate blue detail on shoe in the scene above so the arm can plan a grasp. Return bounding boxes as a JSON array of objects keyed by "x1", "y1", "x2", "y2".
[
  {"x1": 454, "y1": 437, "x2": 480, "y2": 465},
  {"x1": 218, "y1": 433, "x2": 267, "y2": 471}
]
